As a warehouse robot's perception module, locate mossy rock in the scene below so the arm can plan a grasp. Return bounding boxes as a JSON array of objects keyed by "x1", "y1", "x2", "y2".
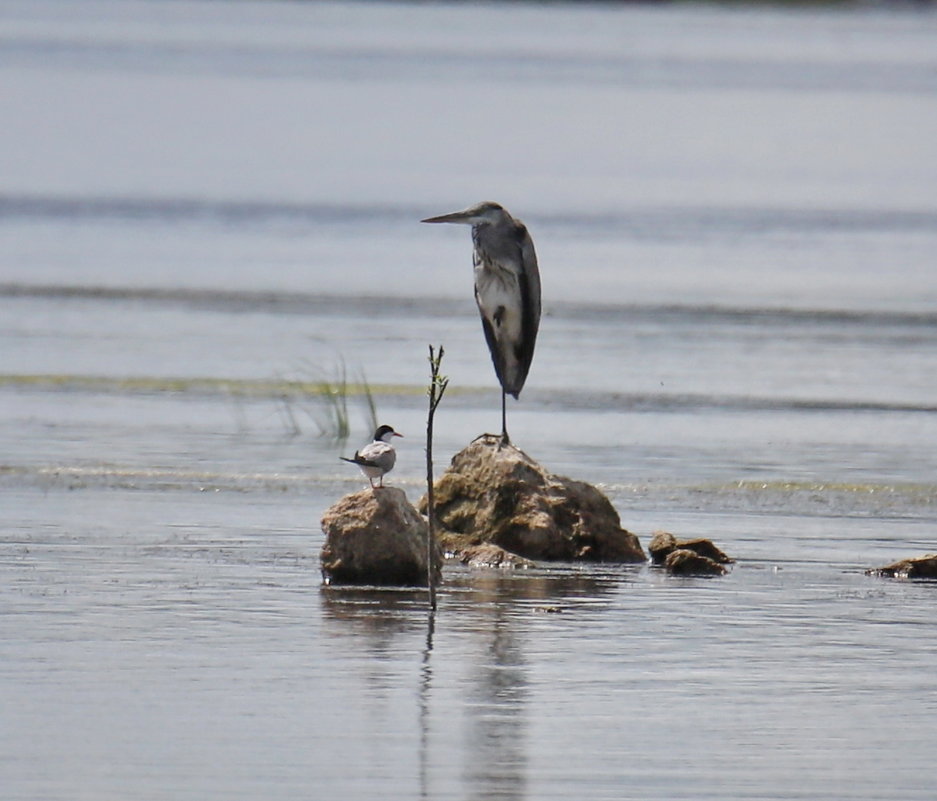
[{"x1": 421, "y1": 434, "x2": 644, "y2": 564}]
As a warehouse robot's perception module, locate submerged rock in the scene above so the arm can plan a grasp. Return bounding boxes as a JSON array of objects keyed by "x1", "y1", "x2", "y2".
[
  {"x1": 457, "y1": 543, "x2": 535, "y2": 569},
  {"x1": 648, "y1": 530, "x2": 734, "y2": 567},
  {"x1": 663, "y1": 548, "x2": 728, "y2": 577},
  {"x1": 866, "y1": 553, "x2": 937, "y2": 580},
  {"x1": 419, "y1": 434, "x2": 644, "y2": 564},
  {"x1": 320, "y1": 487, "x2": 442, "y2": 586}
]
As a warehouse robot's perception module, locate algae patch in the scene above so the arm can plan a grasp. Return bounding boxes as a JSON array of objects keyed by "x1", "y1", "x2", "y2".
[{"x1": 0, "y1": 373, "x2": 464, "y2": 399}]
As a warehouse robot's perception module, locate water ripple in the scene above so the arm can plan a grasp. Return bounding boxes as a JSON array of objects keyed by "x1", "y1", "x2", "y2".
[
  {"x1": 3, "y1": 280, "x2": 937, "y2": 329},
  {"x1": 3, "y1": 193, "x2": 937, "y2": 237}
]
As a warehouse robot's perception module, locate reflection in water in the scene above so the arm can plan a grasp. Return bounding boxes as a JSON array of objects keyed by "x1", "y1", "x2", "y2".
[
  {"x1": 319, "y1": 586, "x2": 429, "y2": 700},
  {"x1": 465, "y1": 608, "x2": 529, "y2": 801},
  {"x1": 322, "y1": 587, "x2": 442, "y2": 800},
  {"x1": 319, "y1": 568, "x2": 634, "y2": 801},
  {"x1": 419, "y1": 609, "x2": 435, "y2": 801},
  {"x1": 453, "y1": 568, "x2": 628, "y2": 801}
]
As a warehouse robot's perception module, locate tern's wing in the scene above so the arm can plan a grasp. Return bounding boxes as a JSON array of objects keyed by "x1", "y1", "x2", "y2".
[
  {"x1": 340, "y1": 450, "x2": 372, "y2": 466},
  {"x1": 356, "y1": 441, "x2": 396, "y2": 471}
]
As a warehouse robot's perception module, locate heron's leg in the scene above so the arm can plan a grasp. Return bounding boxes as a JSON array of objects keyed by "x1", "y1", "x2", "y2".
[{"x1": 500, "y1": 390, "x2": 510, "y2": 446}]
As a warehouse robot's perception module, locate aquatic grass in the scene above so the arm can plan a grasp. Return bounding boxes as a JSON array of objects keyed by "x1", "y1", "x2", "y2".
[
  {"x1": 358, "y1": 368, "x2": 379, "y2": 434},
  {"x1": 303, "y1": 359, "x2": 351, "y2": 440},
  {"x1": 274, "y1": 358, "x2": 375, "y2": 440}
]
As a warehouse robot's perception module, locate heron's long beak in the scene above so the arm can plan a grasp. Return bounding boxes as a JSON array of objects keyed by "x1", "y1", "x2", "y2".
[{"x1": 421, "y1": 209, "x2": 476, "y2": 224}]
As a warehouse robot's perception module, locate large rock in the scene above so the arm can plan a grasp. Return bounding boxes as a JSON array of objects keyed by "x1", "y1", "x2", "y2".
[
  {"x1": 419, "y1": 434, "x2": 644, "y2": 563},
  {"x1": 866, "y1": 553, "x2": 937, "y2": 580},
  {"x1": 320, "y1": 487, "x2": 442, "y2": 586}
]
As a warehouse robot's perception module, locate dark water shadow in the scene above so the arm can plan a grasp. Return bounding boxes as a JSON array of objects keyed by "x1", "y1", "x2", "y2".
[{"x1": 319, "y1": 586, "x2": 430, "y2": 640}]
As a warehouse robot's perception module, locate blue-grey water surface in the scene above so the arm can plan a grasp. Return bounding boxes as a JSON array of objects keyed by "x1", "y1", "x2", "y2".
[{"x1": 2, "y1": 1, "x2": 937, "y2": 799}]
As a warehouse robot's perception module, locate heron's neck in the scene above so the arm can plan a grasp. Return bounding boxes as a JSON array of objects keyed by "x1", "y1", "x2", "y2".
[{"x1": 472, "y1": 222, "x2": 511, "y2": 263}]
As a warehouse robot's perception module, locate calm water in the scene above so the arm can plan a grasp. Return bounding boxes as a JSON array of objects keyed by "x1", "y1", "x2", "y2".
[{"x1": 2, "y1": 1, "x2": 937, "y2": 799}]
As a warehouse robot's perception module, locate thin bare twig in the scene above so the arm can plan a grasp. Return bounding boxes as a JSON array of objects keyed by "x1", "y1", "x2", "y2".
[{"x1": 425, "y1": 345, "x2": 449, "y2": 610}]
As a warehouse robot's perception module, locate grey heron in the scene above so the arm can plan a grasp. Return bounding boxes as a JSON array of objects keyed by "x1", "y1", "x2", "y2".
[
  {"x1": 340, "y1": 424, "x2": 403, "y2": 489},
  {"x1": 421, "y1": 201, "x2": 541, "y2": 444}
]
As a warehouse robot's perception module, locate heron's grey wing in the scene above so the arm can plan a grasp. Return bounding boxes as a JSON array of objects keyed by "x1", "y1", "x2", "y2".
[
  {"x1": 511, "y1": 222, "x2": 541, "y2": 393},
  {"x1": 518, "y1": 225, "x2": 541, "y2": 333}
]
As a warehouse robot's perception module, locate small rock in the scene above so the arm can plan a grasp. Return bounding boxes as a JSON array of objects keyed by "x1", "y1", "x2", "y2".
[
  {"x1": 420, "y1": 434, "x2": 645, "y2": 564},
  {"x1": 648, "y1": 530, "x2": 733, "y2": 566},
  {"x1": 320, "y1": 487, "x2": 442, "y2": 586},
  {"x1": 664, "y1": 548, "x2": 728, "y2": 577},
  {"x1": 457, "y1": 543, "x2": 535, "y2": 569},
  {"x1": 866, "y1": 553, "x2": 937, "y2": 580},
  {"x1": 648, "y1": 531, "x2": 679, "y2": 564}
]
